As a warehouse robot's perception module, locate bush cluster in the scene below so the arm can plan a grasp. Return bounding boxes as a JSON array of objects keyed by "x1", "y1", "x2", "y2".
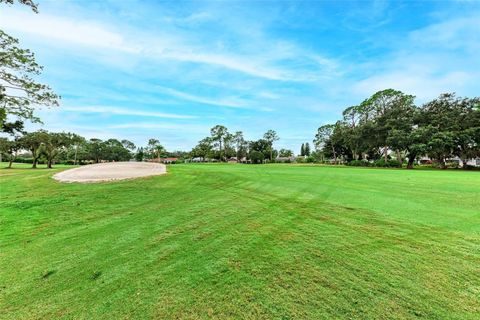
[{"x1": 347, "y1": 159, "x2": 401, "y2": 168}]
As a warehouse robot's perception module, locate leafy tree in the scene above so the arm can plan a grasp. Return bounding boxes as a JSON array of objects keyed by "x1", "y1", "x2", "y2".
[
  {"x1": 0, "y1": 119, "x2": 25, "y2": 135},
  {"x1": 249, "y1": 150, "x2": 264, "y2": 164},
  {"x1": 363, "y1": 89, "x2": 416, "y2": 161},
  {"x1": 147, "y1": 138, "x2": 164, "y2": 161},
  {"x1": 1, "y1": 23, "x2": 59, "y2": 127},
  {"x1": 121, "y1": 139, "x2": 136, "y2": 152},
  {"x1": 43, "y1": 132, "x2": 70, "y2": 168},
  {"x1": 19, "y1": 130, "x2": 48, "y2": 168},
  {"x1": 135, "y1": 147, "x2": 145, "y2": 162},
  {"x1": 233, "y1": 131, "x2": 245, "y2": 161},
  {"x1": 314, "y1": 124, "x2": 337, "y2": 163},
  {"x1": 103, "y1": 139, "x2": 132, "y2": 161},
  {"x1": 87, "y1": 138, "x2": 104, "y2": 163},
  {"x1": 389, "y1": 124, "x2": 428, "y2": 169},
  {"x1": 342, "y1": 105, "x2": 364, "y2": 159},
  {"x1": 300, "y1": 143, "x2": 305, "y2": 156},
  {"x1": 324, "y1": 122, "x2": 350, "y2": 163},
  {"x1": 191, "y1": 137, "x2": 213, "y2": 159},
  {"x1": 278, "y1": 148, "x2": 293, "y2": 157},
  {"x1": 249, "y1": 139, "x2": 270, "y2": 161},
  {"x1": 419, "y1": 93, "x2": 479, "y2": 168},
  {"x1": 210, "y1": 125, "x2": 229, "y2": 161},
  {"x1": 0, "y1": 0, "x2": 39, "y2": 12},
  {"x1": 223, "y1": 132, "x2": 235, "y2": 159},
  {"x1": 67, "y1": 133, "x2": 86, "y2": 165},
  {"x1": 263, "y1": 129, "x2": 279, "y2": 161},
  {"x1": 450, "y1": 95, "x2": 480, "y2": 168},
  {"x1": 0, "y1": 137, "x2": 21, "y2": 168},
  {"x1": 304, "y1": 142, "x2": 311, "y2": 156}
]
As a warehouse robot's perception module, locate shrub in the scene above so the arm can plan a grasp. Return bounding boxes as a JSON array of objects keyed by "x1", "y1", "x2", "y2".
[
  {"x1": 306, "y1": 156, "x2": 316, "y2": 163},
  {"x1": 249, "y1": 151, "x2": 264, "y2": 164},
  {"x1": 347, "y1": 160, "x2": 373, "y2": 167},
  {"x1": 15, "y1": 157, "x2": 34, "y2": 164},
  {"x1": 60, "y1": 160, "x2": 77, "y2": 165},
  {"x1": 446, "y1": 161, "x2": 460, "y2": 169},
  {"x1": 373, "y1": 159, "x2": 401, "y2": 168},
  {"x1": 348, "y1": 160, "x2": 365, "y2": 166}
]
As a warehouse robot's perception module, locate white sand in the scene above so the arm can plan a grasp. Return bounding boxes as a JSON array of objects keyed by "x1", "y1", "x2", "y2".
[{"x1": 53, "y1": 162, "x2": 167, "y2": 183}]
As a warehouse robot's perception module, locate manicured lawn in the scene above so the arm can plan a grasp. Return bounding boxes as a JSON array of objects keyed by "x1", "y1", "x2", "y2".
[{"x1": 1, "y1": 163, "x2": 479, "y2": 319}]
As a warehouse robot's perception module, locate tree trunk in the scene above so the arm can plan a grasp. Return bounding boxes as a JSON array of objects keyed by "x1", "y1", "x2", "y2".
[
  {"x1": 47, "y1": 158, "x2": 52, "y2": 169},
  {"x1": 31, "y1": 148, "x2": 37, "y2": 168},
  {"x1": 384, "y1": 145, "x2": 388, "y2": 162},
  {"x1": 332, "y1": 147, "x2": 337, "y2": 165},
  {"x1": 219, "y1": 141, "x2": 223, "y2": 162},
  {"x1": 407, "y1": 156, "x2": 415, "y2": 169},
  {"x1": 396, "y1": 150, "x2": 403, "y2": 168},
  {"x1": 461, "y1": 158, "x2": 469, "y2": 169},
  {"x1": 8, "y1": 158, "x2": 13, "y2": 168},
  {"x1": 74, "y1": 145, "x2": 78, "y2": 165},
  {"x1": 440, "y1": 158, "x2": 447, "y2": 169}
]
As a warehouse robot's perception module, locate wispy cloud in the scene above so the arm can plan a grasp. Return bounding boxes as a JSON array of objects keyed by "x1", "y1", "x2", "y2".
[
  {"x1": 352, "y1": 12, "x2": 480, "y2": 101},
  {"x1": 108, "y1": 122, "x2": 210, "y2": 132},
  {"x1": 0, "y1": 6, "x2": 338, "y2": 82},
  {"x1": 0, "y1": 10, "x2": 140, "y2": 53},
  {"x1": 60, "y1": 106, "x2": 196, "y2": 119},
  {"x1": 156, "y1": 86, "x2": 248, "y2": 108}
]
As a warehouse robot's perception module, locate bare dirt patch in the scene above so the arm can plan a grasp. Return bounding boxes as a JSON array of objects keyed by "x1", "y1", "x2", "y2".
[{"x1": 53, "y1": 162, "x2": 166, "y2": 183}]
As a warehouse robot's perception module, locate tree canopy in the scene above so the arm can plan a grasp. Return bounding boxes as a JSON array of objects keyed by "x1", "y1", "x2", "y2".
[
  {"x1": 0, "y1": 0, "x2": 59, "y2": 129},
  {"x1": 313, "y1": 90, "x2": 480, "y2": 169}
]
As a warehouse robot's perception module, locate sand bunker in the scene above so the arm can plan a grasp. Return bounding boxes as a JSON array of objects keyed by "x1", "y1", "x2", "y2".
[{"x1": 53, "y1": 162, "x2": 167, "y2": 183}]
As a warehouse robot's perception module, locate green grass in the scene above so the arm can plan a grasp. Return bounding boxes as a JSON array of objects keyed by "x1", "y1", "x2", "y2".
[{"x1": 1, "y1": 163, "x2": 479, "y2": 319}]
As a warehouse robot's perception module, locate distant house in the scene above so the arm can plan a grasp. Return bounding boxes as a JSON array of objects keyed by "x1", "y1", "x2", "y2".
[
  {"x1": 239, "y1": 157, "x2": 250, "y2": 164},
  {"x1": 228, "y1": 157, "x2": 238, "y2": 163},
  {"x1": 159, "y1": 157, "x2": 178, "y2": 164},
  {"x1": 276, "y1": 156, "x2": 296, "y2": 163},
  {"x1": 418, "y1": 157, "x2": 433, "y2": 165},
  {"x1": 417, "y1": 156, "x2": 480, "y2": 167},
  {"x1": 467, "y1": 158, "x2": 480, "y2": 167},
  {"x1": 457, "y1": 157, "x2": 480, "y2": 167}
]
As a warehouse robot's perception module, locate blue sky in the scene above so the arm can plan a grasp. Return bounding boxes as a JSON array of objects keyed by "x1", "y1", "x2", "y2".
[{"x1": 1, "y1": 0, "x2": 479, "y2": 152}]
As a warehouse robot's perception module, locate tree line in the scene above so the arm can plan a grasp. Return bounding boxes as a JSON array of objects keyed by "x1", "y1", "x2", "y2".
[
  {"x1": 0, "y1": 126, "x2": 192, "y2": 168},
  {"x1": 0, "y1": 128, "x2": 135, "y2": 168},
  {"x1": 313, "y1": 90, "x2": 480, "y2": 169},
  {"x1": 190, "y1": 125, "x2": 280, "y2": 163}
]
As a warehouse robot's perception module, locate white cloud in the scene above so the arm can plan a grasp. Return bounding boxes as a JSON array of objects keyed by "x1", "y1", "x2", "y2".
[
  {"x1": 157, "y1": 52, "x2": 290, "y2": 81},
  {"x1": 0, "y1": 10, "x2": 140, "y2": 53},
  {"x1": 409, "y1": 16, "x2": 480, "y2": 52},
  {"x1": 352, "y1": 13, "x2": 480, "y2": 101},
  {"x1": 0, "y1": 7, "x2": 337, "y2": 82},
  {"x1": 108, "y1": 122, "x2": 210, "y2": 133},
  {"x1": 353, "y1": 70, "x2": 473, "y2": 101},
  {"x1": 59, "y1": 106, "x2": 196, "y2": 119},
  {"x1": 156, "y1": 86, "x2": 248, "y2": 108}
]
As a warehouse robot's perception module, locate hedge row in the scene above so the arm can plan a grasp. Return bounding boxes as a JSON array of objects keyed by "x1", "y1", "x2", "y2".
[{"x1": 347, "y1": 159, "x2": 402, "y2": 168}]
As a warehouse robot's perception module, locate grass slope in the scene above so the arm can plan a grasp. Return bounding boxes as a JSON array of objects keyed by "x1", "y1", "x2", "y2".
[{"x1": 0, "y1": 164, "x2": 479, "y2": 319}]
